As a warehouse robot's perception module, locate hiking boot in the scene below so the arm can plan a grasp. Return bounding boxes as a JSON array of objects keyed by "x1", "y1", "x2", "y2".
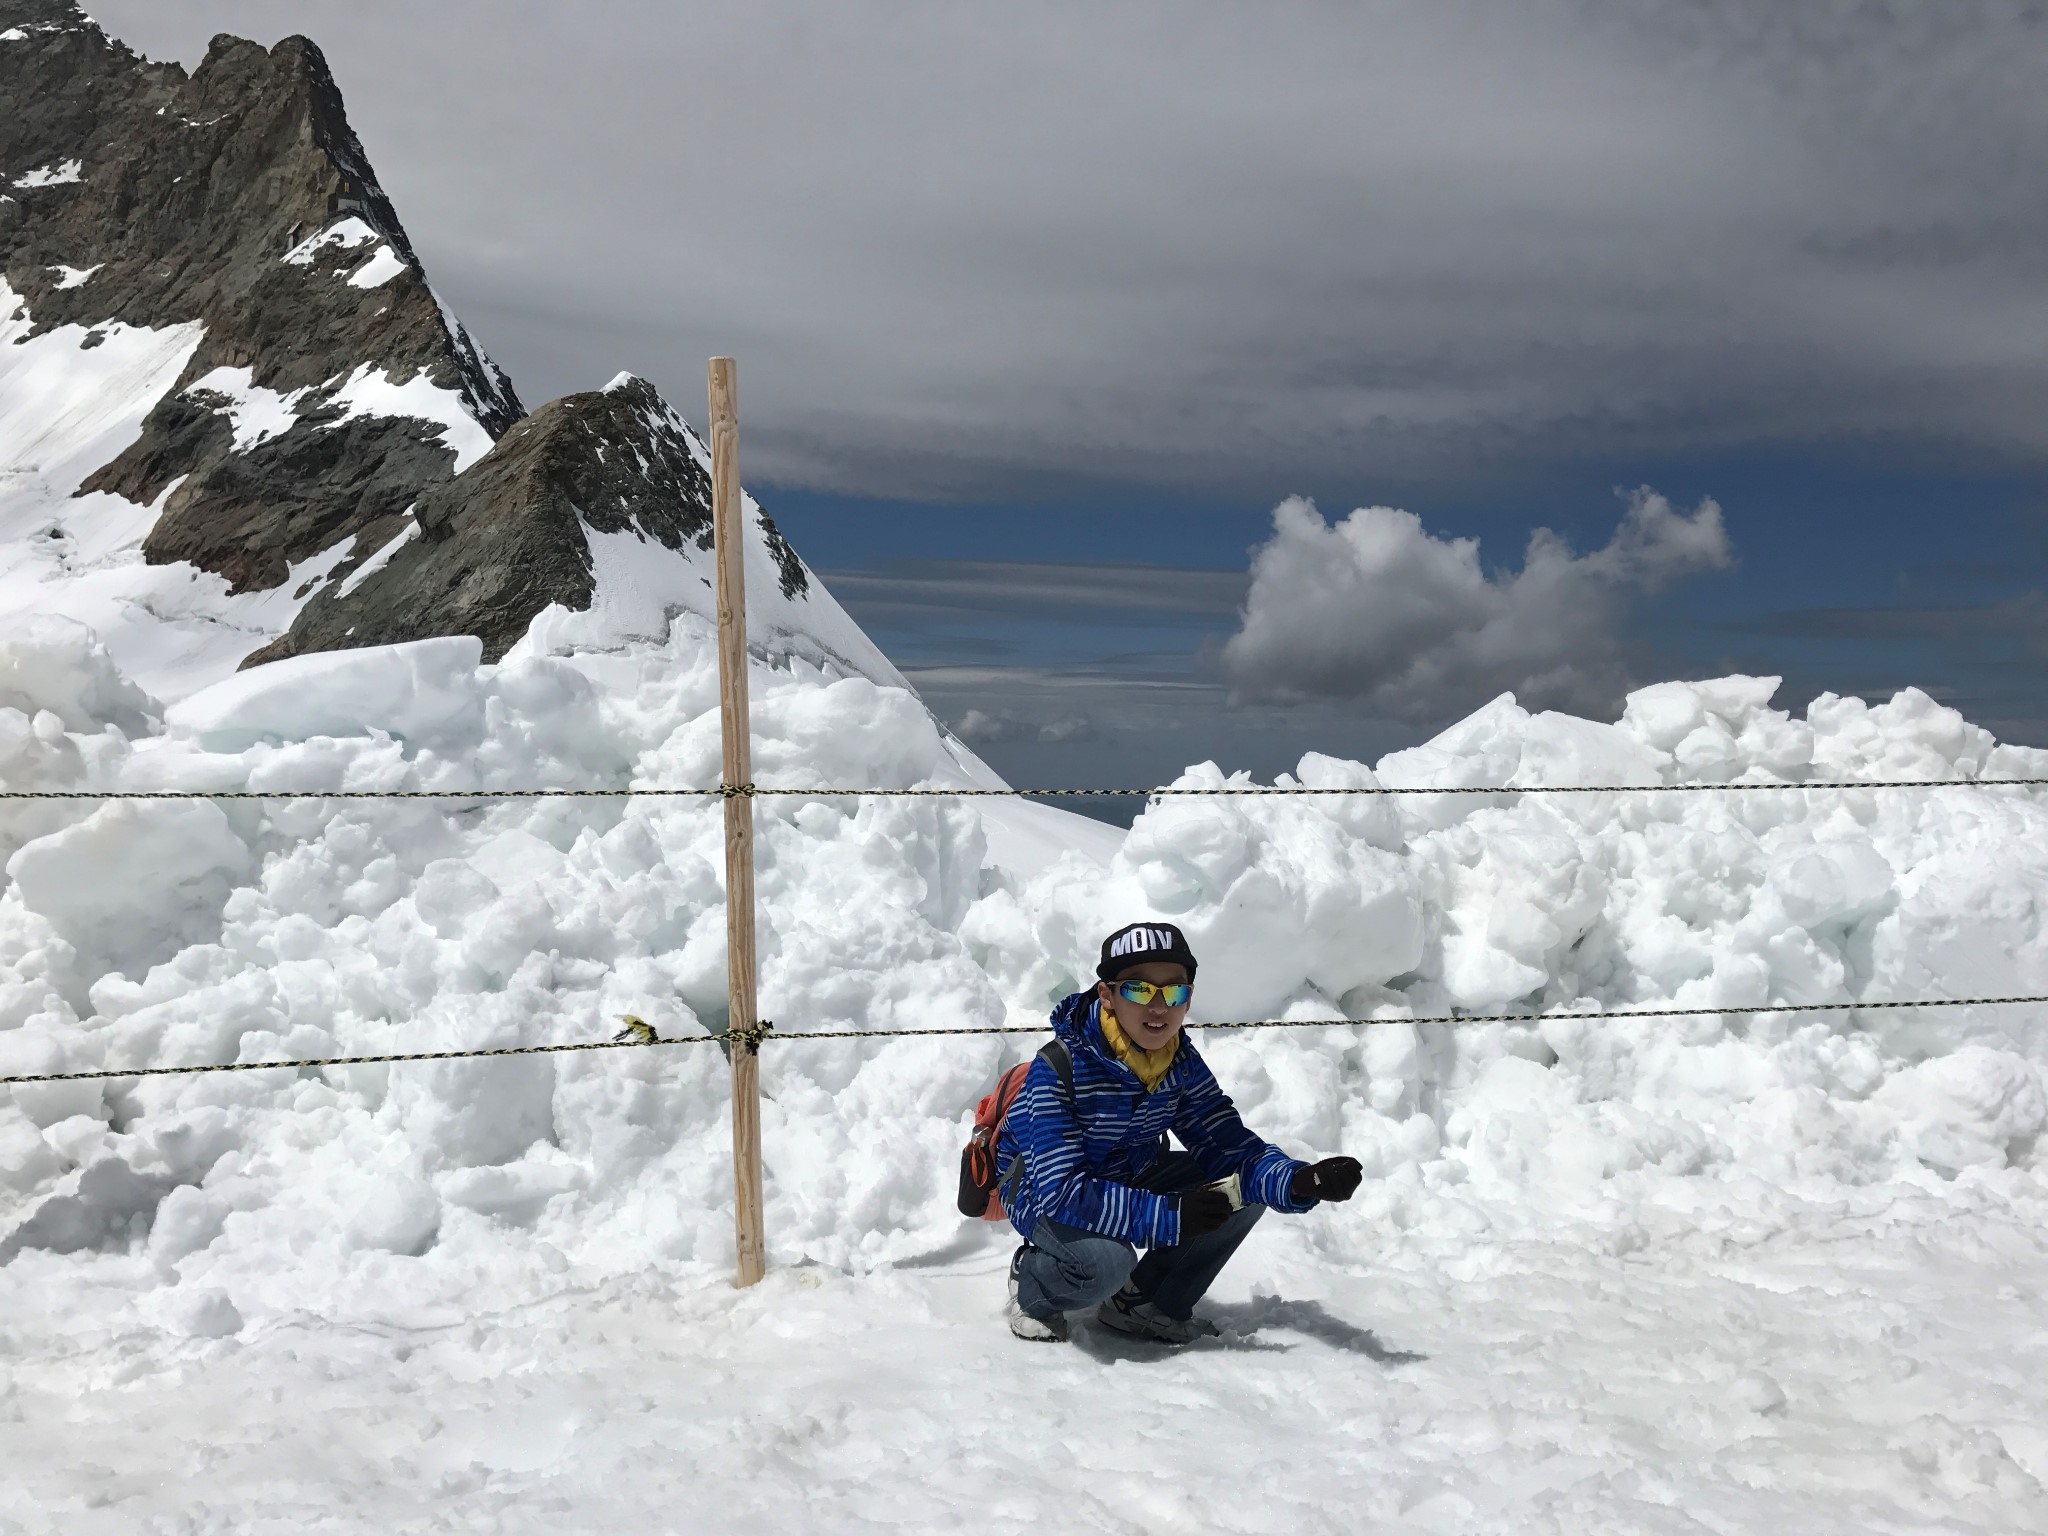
[
  {"x1": 1006, "y1": 1246, "x2": 1069, "y2": 1343},
  {"x1": 1095, "y1": 1285, "x2": 1219, "y2": 1345}
]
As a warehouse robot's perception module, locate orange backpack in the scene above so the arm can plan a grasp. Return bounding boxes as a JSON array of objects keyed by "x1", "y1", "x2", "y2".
[{"x1": 956, "y1": 1039, "x2": 1073, "y2": 1220}]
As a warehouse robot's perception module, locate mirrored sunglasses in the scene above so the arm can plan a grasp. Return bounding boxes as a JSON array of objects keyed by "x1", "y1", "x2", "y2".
[{"x1": 1115, "y1": 979, "x2": 1192, "y2": 1009}]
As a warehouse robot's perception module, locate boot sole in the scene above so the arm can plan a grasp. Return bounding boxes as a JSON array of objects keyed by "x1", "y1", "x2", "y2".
[{"x1": 1009, "y1": 1317, "x2": 1069, "y2": 1342}]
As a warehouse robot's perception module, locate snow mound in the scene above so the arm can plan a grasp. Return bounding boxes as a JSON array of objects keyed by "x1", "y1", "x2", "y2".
[
  {"x1": 0, "y1": 625, "x2": 2044, "y2": 1345},
  {"x1": 164, "y1": 635, "x2": 486, "y2": 751}
]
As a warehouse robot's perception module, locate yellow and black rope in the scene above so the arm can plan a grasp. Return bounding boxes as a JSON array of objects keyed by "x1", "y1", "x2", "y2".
[{"x1": 4, "y1": 996, "x2": 2040, "y2": 1088}]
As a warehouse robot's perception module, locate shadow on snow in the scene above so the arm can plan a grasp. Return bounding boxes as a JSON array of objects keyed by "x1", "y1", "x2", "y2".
[{"x1": 1072, "y1": 1295, "x2": 1428, "y2": 1364}]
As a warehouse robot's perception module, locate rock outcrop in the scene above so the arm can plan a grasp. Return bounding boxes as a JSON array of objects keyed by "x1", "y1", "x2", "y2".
[
  {"x1": 251, "y1": 376, "x2": 810, "y2": 665},
  {"x1": 2, "y1": 1, "x2": 841, "y2": 681},
  {"x1": 2, "y1": 0, "x2": 519, "y2": 598}
]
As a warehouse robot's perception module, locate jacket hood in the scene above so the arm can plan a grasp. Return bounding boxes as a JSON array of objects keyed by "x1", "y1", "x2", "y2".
[
  {"x1": 1049, "y1": 989, "x2": 1098, "y2": 1053},
  {"x1": 1050, "y1": 988, "x2": 1121, "y2": 1074}
]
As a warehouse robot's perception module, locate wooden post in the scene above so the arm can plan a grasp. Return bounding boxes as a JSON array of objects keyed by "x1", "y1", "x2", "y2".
[{"x1": 709, "y1": 356, "x2": 767, "y2": 1288}]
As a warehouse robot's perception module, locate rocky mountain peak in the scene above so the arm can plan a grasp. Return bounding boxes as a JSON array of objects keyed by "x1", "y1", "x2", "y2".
[
  {"x1": 2, "y1": 4, "x2": 514, "y2": 424},
  {"x1": 3, "y1": 0, "x2": 523, "y2": 614},
  {"x1": 2, "y1": 3, "x2": 892, "y2": 696},
  {"x1": 252, "y1": 374, "x2": 812, "y2": 667}
]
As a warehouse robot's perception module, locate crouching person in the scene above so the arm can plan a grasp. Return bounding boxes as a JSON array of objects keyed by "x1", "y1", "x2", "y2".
[{"x1": 999, "y1": 921, "x2": 1362, "y2": 1343}]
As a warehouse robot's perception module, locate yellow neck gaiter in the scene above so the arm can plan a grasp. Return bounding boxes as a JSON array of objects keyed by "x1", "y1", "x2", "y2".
[{"x1": 1098, "y1": 1004, "x2": 1179, "y2": 1092}]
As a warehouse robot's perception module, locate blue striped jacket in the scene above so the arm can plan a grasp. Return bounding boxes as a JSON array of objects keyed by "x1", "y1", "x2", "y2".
[{"x1": 995, "y1": 990, "x2": 1315, "y2": 1247}]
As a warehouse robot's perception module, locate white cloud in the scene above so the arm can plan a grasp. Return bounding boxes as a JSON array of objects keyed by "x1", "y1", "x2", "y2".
[
  {"x1": 954, "y1": 706, "x2": 1098, "y2": 746},
  {"x1": 952, "y1": 708, "x2": 1030, "y2": 746},
  {"x1": 1036, "y1": 714, "x2": 1095, "y2": 744},
  {"x1": 1219, "y1": 489, "x2": 1733, "y2": 721}
]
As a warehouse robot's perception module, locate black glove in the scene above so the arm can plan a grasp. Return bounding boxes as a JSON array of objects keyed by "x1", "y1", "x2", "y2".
[
  {"x1": 1176, "y1": 1185, "x2": 1237, "y2": 1242},
  {"x1": 1288, "y1": 1156, "x2": 1363, "y2": 1204}
]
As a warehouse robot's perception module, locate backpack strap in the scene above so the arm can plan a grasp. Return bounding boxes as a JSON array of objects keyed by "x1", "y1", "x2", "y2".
[
  {"x1": 1039, "y1": 1037, "x2": 1073, "y2": 1098},
  {"x1": 997, "y1": 1039, "x2": 1077, "y2": 1211}
]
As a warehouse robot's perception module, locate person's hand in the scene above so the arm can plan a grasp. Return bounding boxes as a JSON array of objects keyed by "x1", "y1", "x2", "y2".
[
  {"x1": 1288, "y1": 1156, "x2": 1364, "y2": 1203},
  {"x1": 1177, "y1": 1185, "x2": 1237, "y2": 1241}
]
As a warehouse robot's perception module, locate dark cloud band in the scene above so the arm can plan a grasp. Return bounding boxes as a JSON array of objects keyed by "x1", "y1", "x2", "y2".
[{"x1": 90, "y1": 0, "x2": 2048, "y2": 501}]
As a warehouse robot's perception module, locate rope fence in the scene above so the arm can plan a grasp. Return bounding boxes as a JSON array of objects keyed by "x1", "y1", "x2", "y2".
[
  {"x1": 5, "y1": 995, "x2": 2043, "y2": 1089},
  {"x1": 3, "y1": 777, "x2": 2044, "y2": 1089},
  {"x1": 3, "y1": 778, "x2": 2047, "y2": 801}
]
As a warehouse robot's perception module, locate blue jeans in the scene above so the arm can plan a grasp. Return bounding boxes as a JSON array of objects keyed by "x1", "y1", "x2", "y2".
[{"x1": 1014, "y1": 1151, "x2": 1266, "y2": 1322}]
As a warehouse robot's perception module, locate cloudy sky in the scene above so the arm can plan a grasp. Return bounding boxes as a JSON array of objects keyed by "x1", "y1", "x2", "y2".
[{"x1": 97, "y1": 1, "x2": 2048, "y2": 816}]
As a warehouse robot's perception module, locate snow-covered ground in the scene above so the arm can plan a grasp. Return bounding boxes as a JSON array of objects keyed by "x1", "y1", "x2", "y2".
[
  {"x1": 5, "y1": 1184, "x2": 2046, "y2": 1533},
  {"x1": 2, "y1": 605, "x2": 2046, "y2": 1530}
]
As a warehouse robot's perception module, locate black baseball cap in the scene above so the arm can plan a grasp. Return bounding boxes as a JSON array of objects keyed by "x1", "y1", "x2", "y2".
[{"x1": 1096, "y1": 922, "x2": 1199, "y2": 983}]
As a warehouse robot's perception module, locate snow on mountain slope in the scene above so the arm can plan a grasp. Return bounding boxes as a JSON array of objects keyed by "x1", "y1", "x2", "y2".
[
  {"x1": 0, "y1": 5, "x2": 530, "y2": 671},
  {"x1": 0, "y1": 281, "x2": 203, "y2": 514},
  {"x1": 0, "y1": 267, "x2": 919, "y2": 718},
  {"x1": 258, "y1": 370, "x2": 910, "y2": 689},
  {"x1": 0, "y1": 278, "x2": 380, "y2": 694},
  {"x1": 558, "y1": 375, "x2": 896, "y2": 683},
  {"x1": 0, "y1": 4, "x2": 932, "y2": 711}
]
